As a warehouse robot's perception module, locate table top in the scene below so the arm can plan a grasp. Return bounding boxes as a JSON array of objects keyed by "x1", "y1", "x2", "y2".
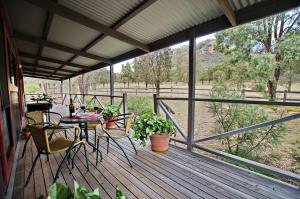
[{"x1": 60, "y1": 115, "x2": 102, "y2": 124}]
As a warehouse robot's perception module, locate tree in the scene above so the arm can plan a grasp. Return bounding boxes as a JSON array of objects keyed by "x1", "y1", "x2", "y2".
[
  {"x1": 208, "y1": 69, "x2": 286, "y2": 159},
  {"x1": 172, "y1": 46, "x2": 188, "y2": 83},
  {"x1": 121, "y1": 62, "x2": 133, "y2": 87},
  {"x1": 151, "y1": 48, "x2": 173, "y2": 94},
  {"x1": 132, "y1": 58, "x2": 143, "y2": 87},
  {"x1": 214, "y1": 9, "x2": 300, "y2": 100},
  {"x1": 77, "y1": 74, "x2": 88, "y2": 94},
  {"x1": 88, "y1": 68, "x2": 109, "y2": 89}
]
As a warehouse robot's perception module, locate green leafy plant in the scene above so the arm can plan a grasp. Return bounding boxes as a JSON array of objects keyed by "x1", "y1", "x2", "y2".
[
  {"x1": 102, "y1": 105, "x2": 120, "y2": 117},
  {"x1": 132, "y1": 113, "x2": 176, "y2": 147},
  {"x1": 37, "y1": 182, "x2": 127, "y2": 199},
  {"x1": 128, "y1": 96, "x2": 153, "y2": 116}
]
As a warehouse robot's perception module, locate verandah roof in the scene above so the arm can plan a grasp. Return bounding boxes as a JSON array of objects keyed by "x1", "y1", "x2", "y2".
[{"x1": 3, "y1": 0, "x2": 300, "y2": 81}]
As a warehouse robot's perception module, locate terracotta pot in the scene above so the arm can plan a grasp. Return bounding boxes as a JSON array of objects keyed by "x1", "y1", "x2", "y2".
[
  {"x1": 22, "y1": 131, "x2": 31, "y2": 139},
  {"x1": 150, "y1": 134, "x2": 170, "y2": 152},
  {"x1": 104, "y1": 116, "x2": 117, "y2": 129}
]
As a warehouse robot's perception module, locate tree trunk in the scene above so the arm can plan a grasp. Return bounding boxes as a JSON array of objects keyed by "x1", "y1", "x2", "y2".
[
  {"x1": 145, "y1": 81, "x2": 148, "y2": 89},
  {"x1": 155, "y1": 81, "x2": 160, "y2": 95},
  {"x1": 128, "y1": 81, "x2": 130, "y2": 88},
  {"x1": 287, "y1": 80, "x2": 292, "y2": 92}
]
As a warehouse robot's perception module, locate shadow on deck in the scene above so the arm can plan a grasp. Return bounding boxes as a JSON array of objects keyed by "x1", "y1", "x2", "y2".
[{"x1": 12, "y1": 114, "x2": 300, "y2": 199}]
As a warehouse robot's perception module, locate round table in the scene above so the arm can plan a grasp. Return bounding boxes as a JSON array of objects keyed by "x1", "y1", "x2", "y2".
[{"x1": 60, "y1": 116, "x2": 102, "y2": 150}]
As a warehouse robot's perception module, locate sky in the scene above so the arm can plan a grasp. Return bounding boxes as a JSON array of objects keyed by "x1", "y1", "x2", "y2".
[{"x1": 113, "y1": 33, "x2": 215, "y2": 73}]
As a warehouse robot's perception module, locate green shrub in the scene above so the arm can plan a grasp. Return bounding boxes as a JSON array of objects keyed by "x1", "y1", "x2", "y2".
[{"x1": 128, "y1": 96, "x2": 153, "y2": 116}]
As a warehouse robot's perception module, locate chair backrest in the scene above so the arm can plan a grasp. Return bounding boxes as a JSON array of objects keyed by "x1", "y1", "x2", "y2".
[
  {"x1": 125, "y1": 113, "x2": 134, "y2": 133},
  {"x1": 29, "y1": 125, "x2": 50, "y2": 152},
  {"x1": 26, "y1": 111, "x2": 44, "y2": 125}
]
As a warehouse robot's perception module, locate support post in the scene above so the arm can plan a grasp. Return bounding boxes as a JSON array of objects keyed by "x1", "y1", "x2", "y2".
[
  {"x1": 68, "y1": 78, "x2": 71, "y2": 103},
  {"x1": 60, "y1": 80, "x2": 64, "y2": 105},
  {"x1": 82, "y1": 74, "x2": 85, "y2": 104},
  {"x1": 110, "y1": 64, "x2": 114, "y2": 105},
  {"x1": 187, "y1": 29, "x2": 196, "y2": 151},
  {"x1": 153, "y1": 94, "x2": 160, "y2": 115}
]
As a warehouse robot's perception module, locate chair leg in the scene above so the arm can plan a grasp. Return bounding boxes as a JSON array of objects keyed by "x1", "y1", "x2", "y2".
[
  {"x1": 71, "y1": 145, "x2": 82, "y2": 169},
  {"x1": 21, "y1": 134, "x2": 32, "y2": 159},
  {"x1": 46, "y1": 153, "x2": 49, "y2": 162},
  {"x1": 96, "y1": 138, "x2": 102, "y2": 165},
  {"x1": 24, "y1": 152, "x2": 40, "y2": 186},
  {"x1": 83, "y1": 144, "x2": 89, "y2": 171},
  {"x1": 109, "y1": 136, "x2": 133, "y2": 167},
  {"x1": 107, "y1": 137, "x2": 109, "y2": 154},
  {"x1": 64, "y1": 130, "x2": 67, "y2": 139},
  {"x1": 128, "y1": 136, "x2": 138, "y2": 155},
  {"x1": 93, "y1": 129, "x2": 96, "y2": 152},
  {"x1": 53, "y1": 147, "x2": 73, "y2": 183}
]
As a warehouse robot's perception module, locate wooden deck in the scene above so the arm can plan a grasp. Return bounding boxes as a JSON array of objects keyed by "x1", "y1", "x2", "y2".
[{"x1": 12, "y1": 117, "x2": 300, "y2": 199}]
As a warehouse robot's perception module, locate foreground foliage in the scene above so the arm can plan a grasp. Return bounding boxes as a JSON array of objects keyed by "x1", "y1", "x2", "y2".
[{"x1": 37, "y1": 181, "x2": 127, "y2": 199}]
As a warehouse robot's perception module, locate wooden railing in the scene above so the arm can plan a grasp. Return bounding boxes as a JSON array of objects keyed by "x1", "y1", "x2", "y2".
[
  {"x1": 92, "y1": 86, "x2": 300, "y2": 102},
  {"x1": 153, "y1": 94, "x2": 300, "y2": 182}
]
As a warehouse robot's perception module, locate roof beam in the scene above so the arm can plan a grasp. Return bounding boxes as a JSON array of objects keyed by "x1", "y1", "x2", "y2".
[
  {"x1": 25, "y1": 0, "x2": 150, "y2": 52},
  {"x1": 33, "y1": 5, "x2": 55, "y2": 74},
  {"x1": 21, "y1": 62, "x2": 73, "y2": 73},
  {"x1": 14, "y1": 32, "x2": 112, "y2": 63},
  {"x1": 23, "y1": 74, "x2": 62, "y2": 81},
  {"x1": 19, "y1": 51, "x2": 90, "y2": 69},
  {"x1": 217, "y1": 0, "x2": 237, "y2": 26},
  {"x1": 49, "y1": 0, "x2": 156, "y2": 77},
  {"x1": 23, "y1": 69, "x2": 67, "y2": 77}
]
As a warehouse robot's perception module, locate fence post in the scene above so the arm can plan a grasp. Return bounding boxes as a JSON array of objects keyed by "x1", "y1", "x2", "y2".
[
  {"x1": 187, "y1": 29, "x2": 196, "y2": 151},
  {"x1": 110, "y1": 64, "x2": 114, "y2": 105},
  {"x1": 153, "y1": 94, "x2": 160, "y2": 115},
  {"x1": 283, "y1": 90, "x2": 287, "y2": 102}
]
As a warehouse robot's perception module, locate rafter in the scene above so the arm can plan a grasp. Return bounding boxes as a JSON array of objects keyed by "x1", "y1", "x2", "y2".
[
  {"x1": 19, "y1": 51, "x2": 89, "y2": 69},
  {"x1": 14, "y1": 31, "x2": 112, "y2": 63},
  {"x1": 23, "y1": 73, "x2": 62, "y2": 80},
  {"x1": 23, "y1": 69, "x2": 67, "y2": 77},
  {"x1": 217, "y1": 0, "x2": 237, "y2": 26},
  {"x1": 25, "y1": 0, "x2": 150, "y2": 52},
  {"x1": 50, "y1": 0, "x2": 157, "y2": 77},
  {"x1": 21, "y1": 62, "x2": 74, "y2": 73}
]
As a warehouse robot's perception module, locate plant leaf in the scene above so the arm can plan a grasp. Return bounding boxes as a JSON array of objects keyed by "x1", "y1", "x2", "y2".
[{"x1": 48, "y1": 183, "x2": 72, "y2": 199}]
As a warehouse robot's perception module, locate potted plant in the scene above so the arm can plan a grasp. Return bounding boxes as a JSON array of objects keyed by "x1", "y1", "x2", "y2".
[
  {"x1": 102, "y1": 105, "x2": 120, "y2": 129},
  {"x1": 21, "y1": 125, "x2": 31, "y2": 139},
  {"x1": 133, "y1": 113, "x2": 176, "y2": 152}
]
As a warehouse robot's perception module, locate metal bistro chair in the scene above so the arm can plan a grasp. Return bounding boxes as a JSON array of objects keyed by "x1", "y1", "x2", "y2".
[
  {"x1": 21, "y1": 111, "x2": 68, "y2": 159},
  {"x1": 87, "y1": 107, "x2": 103, "y2": 151},
  {"x1": 96, "y1": 113, "x2": 137, "y2": 167},
  {"x1": 24, "y1": 125, "x2": 89, "y2": 186}
]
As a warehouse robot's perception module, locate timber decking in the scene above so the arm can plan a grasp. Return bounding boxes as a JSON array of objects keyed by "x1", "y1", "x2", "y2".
[{"x1": 12, "y1": 116, "x2": 300, "y2": 199}]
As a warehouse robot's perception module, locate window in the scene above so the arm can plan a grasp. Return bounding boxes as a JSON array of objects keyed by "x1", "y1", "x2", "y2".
[{"x1": 8, "y1": 49, "x2": 17, "y2": 86}]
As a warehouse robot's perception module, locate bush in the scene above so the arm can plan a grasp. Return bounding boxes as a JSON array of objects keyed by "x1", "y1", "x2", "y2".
[{"x1": 128, "y1": 96, "x2": 153, "y2": 116}]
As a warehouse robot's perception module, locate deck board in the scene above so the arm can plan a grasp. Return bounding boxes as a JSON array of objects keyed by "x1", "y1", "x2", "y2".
[{"x1": 12, "y1": 114, "x2": 300, "y2": 199}]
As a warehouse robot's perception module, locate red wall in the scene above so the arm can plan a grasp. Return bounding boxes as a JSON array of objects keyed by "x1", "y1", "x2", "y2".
[{"x1": 0, "y1": 2, "x2": 24, "y2": 195}]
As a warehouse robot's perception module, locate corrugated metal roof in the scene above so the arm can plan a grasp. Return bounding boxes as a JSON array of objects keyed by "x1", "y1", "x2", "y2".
[
  {"x1": 87, "y1": 36, "x2": 135, "y2": 58},
  {"x1": 21, "y1": 57, "x2": 35, "y2": 64},
  {"x1": 5, "y1": 0, "x2": 46, "y2": 37},
  {"x1": 59, "y1": 0, "x2": 143, "y2": 27},
  {"x1": 117, "y1": 0, "x2": 223, "y2": 44},
  {"x1": 62, "y1": 66, "x2": 83, "y2": 71},
  {"x1": 229, "y1": 0, "x2": 262, "y2": 11},
  {"x1": 71, "y1": 56, "x2": 100, "y2": 66},
  {"x1": 41, "y1": 47, "x2": 73, "y2": 62},
  {"x1": 15, "y1": 40, "x2": 39, "y2": 55},
  {"x1": 38, "y1": 60, "x2": 61, "y2": 68},
  {"x1": 47, "y1": 15, "x2": 99, "y2": 49}
]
